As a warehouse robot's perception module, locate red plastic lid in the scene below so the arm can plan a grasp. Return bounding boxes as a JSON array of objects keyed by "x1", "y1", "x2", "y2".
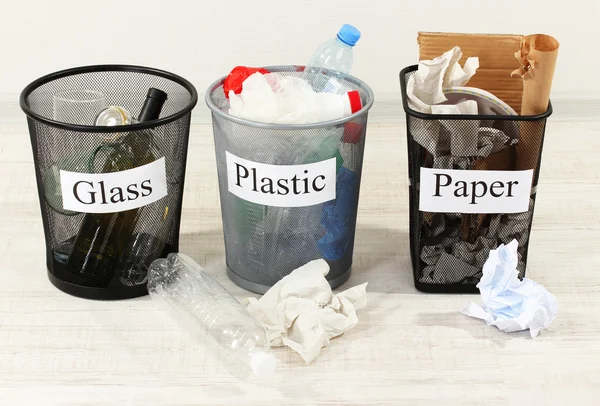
[
  {"x1": 223, "y1": 66, "x2": 270, "y2": 97},
  {"x1": 347, "y1": 90, "x2": 362, "y2": 114}
]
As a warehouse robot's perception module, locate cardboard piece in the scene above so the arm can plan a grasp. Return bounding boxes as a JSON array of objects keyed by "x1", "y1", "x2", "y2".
[{"x1": 418, "y1": 32, "x2": 524, "y2": 113}]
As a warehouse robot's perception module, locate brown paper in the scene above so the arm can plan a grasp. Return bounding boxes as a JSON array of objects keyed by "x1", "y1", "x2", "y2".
[
  {"x1": 461, "y1": 146, "x2": 518, "y2": 242},
  {"x1": 471, "y1": 145, "x2": 517, "y2": 172},
  {"x1": 460, "y1": 215, "x2": 472, "y2": 242},
  {"x1": 418, "y1": 32, "x2": 524, "y2": 112},
  {"x1": 512, "y1": 34, "x2": 560, "y2": 115},
  {"x1": 512, "y1": 35, "x2": 560, "y2": 173}
]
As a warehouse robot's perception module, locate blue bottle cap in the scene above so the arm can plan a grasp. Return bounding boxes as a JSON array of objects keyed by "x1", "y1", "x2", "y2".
[{"x1": 337, "y1": 24, "x2": 361, "y2": 46}]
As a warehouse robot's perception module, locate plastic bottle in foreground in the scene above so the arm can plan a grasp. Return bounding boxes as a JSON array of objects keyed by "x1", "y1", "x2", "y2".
[
  {"x1": 303, "y1": 24, "x2": 361, "y2": 94},
  {"x1": 147, "y1": 253, "x2": 277, "y2": 377}
]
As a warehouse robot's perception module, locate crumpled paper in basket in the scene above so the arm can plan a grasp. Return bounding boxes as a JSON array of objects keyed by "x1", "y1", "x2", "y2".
[
  {"x1": 406, "y1": 46, "x2": 516, "y2": 167},
  {"x1": 406, "y1": 46, "x2": 479, "y2": 158},
  {"x1": 244, "y1": 259, "x2": 368, "y2": 364},
  {"x1": 406, "y1": 46, "x2": 479, "y2": 114},
  {"x1": 419, "y1": 198, "x2": 534, "y2": 284}
]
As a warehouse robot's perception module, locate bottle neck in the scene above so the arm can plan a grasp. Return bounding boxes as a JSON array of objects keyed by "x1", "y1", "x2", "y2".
[
  {"x1": 138, "y1": 88, "x2": 168, "y2": 122},
  {"x1": 336, "y1": 36, "x2": 355, "y2": 48}
]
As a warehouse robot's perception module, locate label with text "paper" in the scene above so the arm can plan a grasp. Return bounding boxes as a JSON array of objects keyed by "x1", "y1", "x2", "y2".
[
  {"x1": 226, "y1": 151, "x2": 336, "y2": 207},
  {"x1": 60, "y1": 157, "x2": 168, "y2": 214},
  {"x1": 419, "y1": 167, "x2": 533, "y2": 214}
]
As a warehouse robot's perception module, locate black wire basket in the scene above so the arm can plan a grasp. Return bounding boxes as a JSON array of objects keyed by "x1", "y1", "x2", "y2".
[
  {"x1": 20, "y1": 65, "x2": 198, "y2": 300},
  {"x1": 400, "y1": 65, "x2": 552, "y2": 293}
]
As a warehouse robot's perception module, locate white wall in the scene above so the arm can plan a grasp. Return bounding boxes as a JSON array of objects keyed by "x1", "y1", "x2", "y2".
[{"x1": 1, "y1": 0, "x2": 598, "y2": 102}]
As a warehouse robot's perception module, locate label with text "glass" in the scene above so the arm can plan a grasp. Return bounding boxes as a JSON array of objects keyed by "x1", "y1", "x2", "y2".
[
  {"x1": 226, "y1": 151, "x2": 336, "y2": 207},
  {"x1": 60, "y1": 157, "x2": 168, "y2": 214}
]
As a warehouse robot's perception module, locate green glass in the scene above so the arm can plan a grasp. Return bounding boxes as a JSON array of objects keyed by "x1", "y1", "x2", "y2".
[{"x1": 65, "y1": 129, "x2": 158, "y2": 285}]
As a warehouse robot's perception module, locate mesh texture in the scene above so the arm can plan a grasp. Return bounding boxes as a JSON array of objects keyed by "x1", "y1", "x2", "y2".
[
  {"x1": 23, "y1": 67, "x2": 194, "y2": 295},
  {"x1": 208, "y1": 67, "x2": 372, "y2": 292},
  {"x1": 401, "y1": 67, "x2": 550, "y2": 293}
]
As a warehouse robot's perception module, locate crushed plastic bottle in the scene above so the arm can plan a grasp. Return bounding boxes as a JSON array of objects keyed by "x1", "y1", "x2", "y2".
[{"x1": 147, "y1": 253, "x2": 277, "y2": 377}]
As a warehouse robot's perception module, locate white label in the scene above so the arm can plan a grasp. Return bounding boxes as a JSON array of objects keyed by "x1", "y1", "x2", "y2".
[
  {"x1": 419, "y1": 168, "x2": 533, "y2": 214},
  {"x1": 60, "y1": 157, "x2": 168, "y2": 213},
  {"x1": 226, "y1": 151, "x2": 336, "y2": 207}
]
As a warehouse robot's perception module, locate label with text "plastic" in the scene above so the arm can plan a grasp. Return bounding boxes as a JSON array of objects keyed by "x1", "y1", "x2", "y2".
[
  {"x1": 226, "y1": 151, "x2": 336, "y2": 207},
  {"x1": 419, "y1": 167, "x2": 533, "y2": 214}
]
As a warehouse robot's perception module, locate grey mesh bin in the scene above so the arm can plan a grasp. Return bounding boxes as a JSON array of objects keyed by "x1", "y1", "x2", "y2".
[{"x1": 205, "y1": 66, "x2": 374, "y2": 293}]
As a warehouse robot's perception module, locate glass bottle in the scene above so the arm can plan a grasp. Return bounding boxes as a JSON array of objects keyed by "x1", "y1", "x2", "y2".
[{"x1": 64, "y1": 88, "x2": 167, "y2": 286}]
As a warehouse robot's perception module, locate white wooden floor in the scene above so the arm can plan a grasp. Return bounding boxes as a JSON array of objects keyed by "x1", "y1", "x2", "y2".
[{"x1": 1, "y1": 98, "x2": 599, "y2": 405}]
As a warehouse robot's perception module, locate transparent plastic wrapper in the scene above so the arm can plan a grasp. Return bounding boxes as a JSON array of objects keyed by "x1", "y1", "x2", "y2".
[{"x1": 148, "y1": 253, "x2": 277, "y2": 378}]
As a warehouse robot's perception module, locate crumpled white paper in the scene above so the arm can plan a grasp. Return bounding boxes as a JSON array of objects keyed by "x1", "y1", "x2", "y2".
[
  {"x1": 461, "y1": 239, "x2": 558, "y2": 337},
  {"x1": 406, "y1": 46, "x2": 480, "y2": 115},
  {"x1": 406, "y1": 47, "x2": 491, "y2": 160},
  {"x1": 244, "y1": 259, "x2": 368, "y2": 364}
]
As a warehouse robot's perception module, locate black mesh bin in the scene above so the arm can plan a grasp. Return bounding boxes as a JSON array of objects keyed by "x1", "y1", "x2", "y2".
[
  {"x1": 20, "y1": 65, "x2": 198, "y2": 300},
  {"x1": 400, "y1": 65, "x2": 552, "y2": 294}
]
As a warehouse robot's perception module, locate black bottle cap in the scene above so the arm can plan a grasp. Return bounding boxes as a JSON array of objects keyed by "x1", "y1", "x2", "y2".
[
  {"x1": 147, "y1": 88, "x2": 168, "y2": 103},
  {"x1": 138, "y1": 88, "x2": 168, "y2": 123}
]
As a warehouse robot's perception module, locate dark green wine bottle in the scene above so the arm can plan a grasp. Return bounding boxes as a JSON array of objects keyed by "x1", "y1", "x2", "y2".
[{"x1": 65, "y1": 88, "x2": 167, "y2": 286}]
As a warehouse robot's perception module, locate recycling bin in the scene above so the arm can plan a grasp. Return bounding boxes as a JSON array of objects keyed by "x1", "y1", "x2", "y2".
[
  {"x1": 206, "y1": 66, "x2": 374, "y2": 293},
  {"x1": 20, "y1": 64, "x2": 198, "y2": 300},
  {"x1": 400, "y1": 65, "x2": 552, "y2": 293}
]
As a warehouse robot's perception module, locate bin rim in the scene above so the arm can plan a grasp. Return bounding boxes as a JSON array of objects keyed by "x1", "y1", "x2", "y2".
[
  {"x1": 399, "y1": 65, "x2": 552, "y2": 121},
  {"x1": 204, "y1": 65, "x2": 375, "y2": 130},
  {"x1": 20, "y1": 64, "x2": 199, "y2": 133}
]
